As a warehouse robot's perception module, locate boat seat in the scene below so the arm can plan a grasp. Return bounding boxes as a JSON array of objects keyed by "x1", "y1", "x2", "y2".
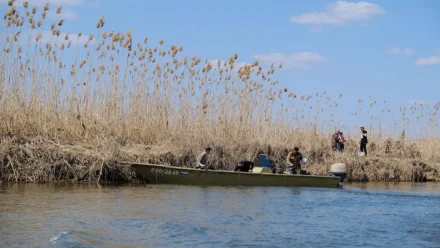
[
  {"x1": 252, "y1": 166, "x2": 273, "y2": 174},
  {"x1": 252, "y1": 154, "x2": 272, "y2": 174}
]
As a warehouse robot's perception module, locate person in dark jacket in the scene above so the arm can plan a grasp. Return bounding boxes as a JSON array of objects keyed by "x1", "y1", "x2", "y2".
[
  {"x1": 359, "y1": 127, "x2": 368, "y2": 156},
  {"x1": 234, "y1": 160, "x2": 254, "y2": 172}
]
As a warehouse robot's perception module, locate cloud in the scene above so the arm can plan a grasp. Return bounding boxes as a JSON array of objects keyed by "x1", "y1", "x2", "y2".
[
  {"x1": 235, "y1": 62, "x2": 252, "y2": 69},
  {"x1": 414, "y1": 56, "x2": 440, "y2": 66},
  {"x1": 409, "y1": 100, "x2": 427, "y2": 105},
  {"x1": 24, "y1": 30, "x2": 96, "y2": 46},
  {"x1": 414, "y1": 49, "x2": 440, "y2": 66},
  {"x1": 208, "y1": 59, "x2": 252, "y2": 72},
  {"x1": 253, "y1": 52, "x2": 327, "y2": 69},
  {"x1": 47, "y1": 9, "x2": 79, "y2": 20},
  {"x1": 386, "y1": 48, "x2": 414, "y2": 56},
  {"x1": 0, "y1": 0, "x2": 99, "y2": 21},
  {"x1": 290, "y1": 1, "x2": 385, "y2": 28},
  {"x1": 0, "y1": 0, "x2": 85, "y2": 6}
]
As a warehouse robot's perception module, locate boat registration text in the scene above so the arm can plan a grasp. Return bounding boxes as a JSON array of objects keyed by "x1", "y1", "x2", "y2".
[{"x1": 151, "y1": 168, "x2": 188, "y2": 176}]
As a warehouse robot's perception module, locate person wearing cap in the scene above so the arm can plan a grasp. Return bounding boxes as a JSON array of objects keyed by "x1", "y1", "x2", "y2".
[
  {"x1": 195, "y1": 147, "x2": 215, "y2": 170},
  {"x1": 286, "y1": 147, "x2": 304, "y2": 174}
]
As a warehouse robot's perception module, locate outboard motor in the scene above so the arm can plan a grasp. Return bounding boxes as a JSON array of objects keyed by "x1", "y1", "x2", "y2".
[{"x1": 330, "y1": 163, "x2": 348, "y2": 187}]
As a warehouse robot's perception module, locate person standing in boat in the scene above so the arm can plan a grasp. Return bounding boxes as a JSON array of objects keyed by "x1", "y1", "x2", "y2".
[
  {"x1": 286, "y1": 147, "x2": 304, "y2": 174},
  {"x1": 195, "y1": 147, "x2": 215, "y2": 170},
  {"x1": 359, "y1": 127, "x2": 368, "y2": 156}
]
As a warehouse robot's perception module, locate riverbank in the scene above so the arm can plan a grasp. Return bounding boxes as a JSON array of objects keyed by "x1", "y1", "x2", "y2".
[{"x1": 1, "y1": 133, "x2": 438, "y2": 183}]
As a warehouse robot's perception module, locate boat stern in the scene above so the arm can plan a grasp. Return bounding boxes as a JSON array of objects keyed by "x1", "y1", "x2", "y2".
[{"x1": 330, "y1": 163, "x2": 348, "y2": 187}]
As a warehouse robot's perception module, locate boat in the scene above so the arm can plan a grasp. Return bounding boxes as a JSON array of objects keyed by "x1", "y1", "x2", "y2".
[{"x1": 124, "y1": 155, "x2": 347, "y2": 188}]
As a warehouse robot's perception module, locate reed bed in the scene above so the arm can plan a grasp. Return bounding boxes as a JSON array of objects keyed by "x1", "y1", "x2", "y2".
[{"x1": 0, "y1": 2, "x2": 439, "y2": 182}]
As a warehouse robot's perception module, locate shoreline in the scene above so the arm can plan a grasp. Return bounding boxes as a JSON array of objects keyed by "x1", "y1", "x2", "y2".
[{"x1": 1, "y1": 134, "x2": 438, "y2": 183}]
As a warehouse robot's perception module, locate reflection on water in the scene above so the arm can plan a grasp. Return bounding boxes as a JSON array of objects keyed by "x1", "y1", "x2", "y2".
[
  {"x1": 0, "y1": 182, "x2": 439, "y2": 248},
  {"x1": 346, "y1": 181, "x2": 440, "y2": 193}
]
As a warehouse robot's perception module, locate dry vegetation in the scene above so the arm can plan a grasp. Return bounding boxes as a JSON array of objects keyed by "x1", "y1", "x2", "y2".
[{"x1": 1, "y1": 1, "x2": 439, "y2": 183}]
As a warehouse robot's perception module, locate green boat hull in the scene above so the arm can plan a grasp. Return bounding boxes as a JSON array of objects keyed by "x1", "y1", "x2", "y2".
[{"x1": 127, "y1": 162, "x2": 341, "y2": 188}]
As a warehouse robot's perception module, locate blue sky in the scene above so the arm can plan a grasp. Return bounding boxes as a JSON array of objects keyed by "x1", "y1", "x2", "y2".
[{"x1": 1, "y1": 0, "x2": 439, "y2": 137}]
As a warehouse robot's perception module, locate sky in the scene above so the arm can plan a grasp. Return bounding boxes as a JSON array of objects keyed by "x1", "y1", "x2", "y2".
[{"x1": 1, "y1": 0, "x2": 439, "y2": 137}]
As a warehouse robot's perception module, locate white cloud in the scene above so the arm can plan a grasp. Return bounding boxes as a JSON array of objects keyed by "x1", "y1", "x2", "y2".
[
  {"x1": 235, "y1": 62, "x2": 252, "y2": 69},
  {"x1": 414, "y1": 49, "x2": 440, "y2": 66},
  {"x1": 386, "y1": 48, "x2": 414, "y2": 56},
  {"x1": 414, "y1": 56, "x2": 440, "y2": 66},
  {"x1": 208, "y1": 59, "x2": 252, "y2": 72},
  {"x1": 0, "y1": 0, "x2": 85, "y2": 6},
  {"x1": 0, "y1": 0, "x2": 99, "y2": 21},
  {"x1": 253, "y1": 52, "x2": 327, "y2": 70},
  {"x1": 290, "y1": 1, "x2": 385, "y2": 27},
  {"x1": 25, "y1": 30, "x2": 96, "y2": 46},
  {"x1": 48, "y1": 9, "x2": 79, "y2": 20}
]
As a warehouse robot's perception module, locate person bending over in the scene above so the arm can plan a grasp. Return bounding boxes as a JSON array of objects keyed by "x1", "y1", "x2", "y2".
[
  {"x1": 234, "y1": 160, "x2": 254, "y2": 172},
  {"x1": 195, "y1": 147, "x2": 215, "y2": 170}
]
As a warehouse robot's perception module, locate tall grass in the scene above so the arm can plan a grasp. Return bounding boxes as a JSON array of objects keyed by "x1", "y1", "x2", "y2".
[{"x1": 0, "y1": 2, "x2": 439, "y2": 182}]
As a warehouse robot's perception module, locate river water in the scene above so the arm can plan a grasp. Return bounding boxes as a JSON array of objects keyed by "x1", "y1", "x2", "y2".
[{"x1": 1, "y1": 182, "x2": 439, "y2": 248}]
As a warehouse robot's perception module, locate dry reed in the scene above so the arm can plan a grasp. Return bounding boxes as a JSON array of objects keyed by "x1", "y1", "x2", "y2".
[{"x1": 0, "y1": 3, "x2": 438, "y2": 182}]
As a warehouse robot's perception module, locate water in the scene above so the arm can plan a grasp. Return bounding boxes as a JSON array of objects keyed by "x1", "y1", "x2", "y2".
[{"x1": 1, "y1": 182, "x2": 439, "y2": 248}]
